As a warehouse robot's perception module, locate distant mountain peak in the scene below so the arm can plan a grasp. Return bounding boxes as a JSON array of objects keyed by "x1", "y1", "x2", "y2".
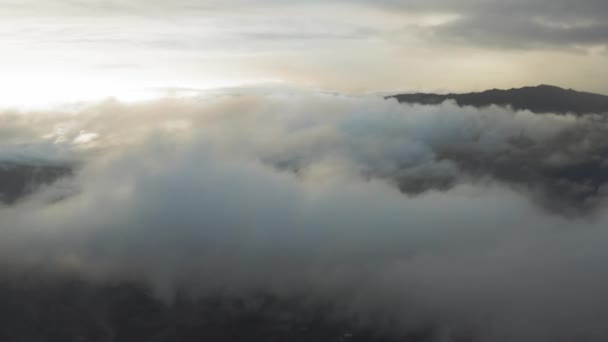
[
  {"x1": 387, "y1": 85, "x2": 608, "y2": 115},
  {"x1": 536, "y1": 84, "x2": 561, "y2": 89}
]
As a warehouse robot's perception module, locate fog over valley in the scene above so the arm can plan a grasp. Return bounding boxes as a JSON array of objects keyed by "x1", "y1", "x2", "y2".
[{"x1": 2, "y1": 87, "x2": 608, "y2": 341}]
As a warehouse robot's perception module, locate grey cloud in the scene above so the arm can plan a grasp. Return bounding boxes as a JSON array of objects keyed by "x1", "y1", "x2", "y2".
[
  {"x1": 373, "y1": 0, "x2": 608, "y2": 49},
  {"x1": 426, "y1": 14, "x2": 608, "y2": 49}
]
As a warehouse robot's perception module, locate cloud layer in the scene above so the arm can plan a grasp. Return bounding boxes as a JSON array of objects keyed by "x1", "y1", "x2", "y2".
[{"x1": 3, "y1": 89, "x2": 608, "y2": 341}]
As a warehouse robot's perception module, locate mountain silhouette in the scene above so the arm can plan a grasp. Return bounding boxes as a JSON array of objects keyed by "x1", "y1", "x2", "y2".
[{"x1": 388, "y1": 85, "x2": 608, "y2": 115}]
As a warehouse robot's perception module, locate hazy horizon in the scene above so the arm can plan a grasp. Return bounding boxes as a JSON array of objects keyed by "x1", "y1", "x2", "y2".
[{"x1": 2, "y1": 0, "x2": 608, "y2": 106}]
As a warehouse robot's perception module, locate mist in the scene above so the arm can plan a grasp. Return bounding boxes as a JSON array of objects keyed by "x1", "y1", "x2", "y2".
[{"x1": 3, "y1": 88, "x2": 608, "y2": 341}]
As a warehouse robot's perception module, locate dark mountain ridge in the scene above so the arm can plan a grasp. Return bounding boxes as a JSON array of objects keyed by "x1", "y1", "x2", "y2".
[{"x1": 388, "y1": 85, "x2": 608, "y2": 115}]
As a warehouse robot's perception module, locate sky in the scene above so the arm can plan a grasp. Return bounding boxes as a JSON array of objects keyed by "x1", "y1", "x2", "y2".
[{"x1": 2, "y1": 0, "x2": 608, "y2": 106}]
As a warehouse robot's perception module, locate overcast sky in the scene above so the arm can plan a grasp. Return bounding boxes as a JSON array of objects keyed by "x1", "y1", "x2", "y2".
[{"x1": 2, "y1": 0, "x2": 608, "y2": 105}]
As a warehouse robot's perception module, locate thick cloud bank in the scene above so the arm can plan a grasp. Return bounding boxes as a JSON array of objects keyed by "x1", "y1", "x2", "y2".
[{"x1": 2, "y1": 88, "x2": 608, "y2": 341}]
